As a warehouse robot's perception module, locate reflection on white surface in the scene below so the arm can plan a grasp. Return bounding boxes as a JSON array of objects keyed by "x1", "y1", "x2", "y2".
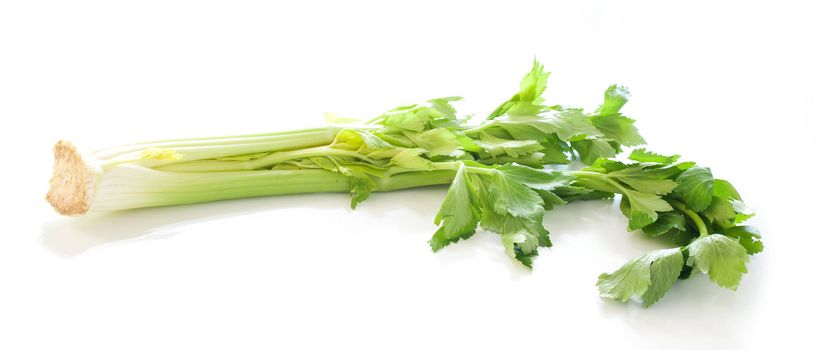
[{"x1": 39, "y1": 185, "x2": 765, "y2": 313}]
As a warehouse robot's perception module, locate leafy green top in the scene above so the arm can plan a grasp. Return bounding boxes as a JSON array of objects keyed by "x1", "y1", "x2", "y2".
[{"x1": 161, "y1": 60, "x2": 762, "y2": 307}]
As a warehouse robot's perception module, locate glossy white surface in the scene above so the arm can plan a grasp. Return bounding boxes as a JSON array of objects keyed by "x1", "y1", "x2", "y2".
[{"x1": 1, "y1": 1, "x2": 816, "y2": 349}]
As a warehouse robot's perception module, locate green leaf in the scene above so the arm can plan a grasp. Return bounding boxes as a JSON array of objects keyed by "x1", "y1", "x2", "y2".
[
  {"x1": 686, "y1": 235, "x2": 749, "y2": 290},
  {"x1": 619, "y1": 177, "x2": 678, "y2": 196},
  {"x1": 356, "y1": 129, "x2": 393, "y2": 150},
  {"x1": 673, "y1": 229, "x2": 697, "y2": 246},
  {"x1": 372, "y1": 131, "x2": 414, "y2": 148},
  {"x1": 381, "y1": 101, "x2": 457, "y2": 132},
  {"x1": 487, "y1": 170, "x2": 544, "y2": 218},
  {"x1": 711, "y1": 179, "x2": 755, "y2": 224},
  {"x1": 598, "y1": 256, "x2": 649, "y2": 303},
  {"x1": 721, "y1": 226, "x2": 764, "y2": 254},
  {"x1": 494, "y1": 163, "x2": 574, "y2": 192},
  {"x1": 536, "y1": 189, "x2": 567, "y2": 210},
  {"x1": 506, "y1": 102, "x2": 543, "y2": 117},
  {"x1": 382, "y1": 111, "x2": 427, "y2": 132},
  {"x1": 552, "y1": 185, "x2": 614, "y2": 202},
  {"x1": 491, "y1": 108, "x2": 600, "y2": 144},
  {"x1": 641, "y1": 248, "x2": 685, "y2": 306},
  {"x1": 517, "y1": 60, "x2": 550, "y2": 103},
  {"x1": 539, "y1": 135, "x2": 571, "y2": 164},
  {"x1": 542, "y1": 108, "x2": 601, "y2": 142},
  {"x1": 364, "y1": 147, "x2": 402, "y2": 160},
  {"x1": 427, "y1": 96, "x2": 462, "y2": 120},
  {"x1": 501, "y1": 231, "x2": 544, "y2": 268},
  {"x1": 673, "y1": 167, "x2": 714, "y2": 211},
  {"x1": 597, "y1": 248, "x2": 684, "y2": 306},
  {"x1": 573, "y1": 173, "x2": 621, "y2": 194},
  {"x1": 349, "y1": 176, "x2": 375, "y2": 209},
  {"x1": 607, "y1": 165, "x2": 679, "y2": 195},
  {"x1": 490, "y1": 164, "x2": 570, "y2": 211},
  {"x1": 477, "y1": 153, "x2": 544, "y2": 168},
  {"x1": 488, "y1": 59, "x2": 550, "y2": 119},
  {"x1": 307, "y1": 156, "x2": 339, "y2": 171},
  {"x1": 476, "y1": 177, "x2": 552, "y2": 267},
  {"x1": 430, "y1": 166, "x2": 480, "y2": 251},
  {"x1": 476, "y1": 131, "x2": 569, "y2": 165},
  {"x1": 641, "y1": 161, "x2": 696, "y2": 179},
  {"x1": 572, "y1": 139, "x2": 618, "y2": 164},
  {"x1": 341, "y1": 163, "x2": 385, "y2": 208},
  {"x1": 390, "y1": 148, "x2": 434, "y2": 170},
  {"x1": 713, "y1": 179, "x2": 742, "y2": 200},
  {"x1": 621, "y1": 189, "x2": 674, "y2": 230},
  {"x1": 453, "y1": 131, "x2": 482, "y2": 152},
  {"x1": 703, "y1": 197, "x2": 737, "y2": 228},
  {"x1": 590, "y1": 113, "x2": 646, "y2": 147},
  {"x1": 731, "y1": 200, "x2": 755, "y2": 224},
  {"x1": 480, "y1": 202, "x2": 551, "y2": 245},
  {"x1": 334, "y1": 129, "x2": 394, "y2": 151},
  {"x1": 502, "y1": 231, "x2": 539, "y2": 255},
  {"x1": 641, "y1": 211, "x2": 687, "y2": 237},
  {"x1": 587, "y1": 158, "x2": 628, "y2": 173},
  {"x1": 491, "y1": 116, "x2": 553, "y2": 140},
  {"x1": 336, "y1": 162, "x2": 387, "y2": 179},
  {"x1": 406, "y1": 128, "x2": 463, "y2": 157},
  {"x1": 598, "y1": 84, "x2": 630, "y2": 116},
  {"x1": 628, "y1": 148, "x2": 680, "y2": 165},
  {"x1": 475, "y1": 132, "x2": 544, "y2": 158},
  {"x1": 589, "y1": 84, "x2": 644, "y2": 147},
  {"x1": 306, "y1": 158, "x2": 381, "y2": 209}
]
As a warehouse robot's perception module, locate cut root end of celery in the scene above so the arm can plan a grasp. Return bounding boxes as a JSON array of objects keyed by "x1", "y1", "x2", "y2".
[{"x1": 46, "y1": 140, "x2": 98, "y2": 216}]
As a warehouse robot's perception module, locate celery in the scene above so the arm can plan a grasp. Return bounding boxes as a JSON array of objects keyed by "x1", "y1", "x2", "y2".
[{"x1": 46, "y1": 61, "x2": 763, "y2": 307}]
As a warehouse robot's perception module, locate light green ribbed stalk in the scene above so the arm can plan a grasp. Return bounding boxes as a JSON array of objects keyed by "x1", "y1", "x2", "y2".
[{"x1": 89, "y1": 165, "x2": 456, "y2": 212}]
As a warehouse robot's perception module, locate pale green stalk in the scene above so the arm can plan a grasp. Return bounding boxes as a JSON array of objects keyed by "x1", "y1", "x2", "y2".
[
  {"x1": 96, "y1": 127, "x2": 341, "y2": 169},
  {"x1": 89, "y1": 165, "x2": 455, "y2": 212}
]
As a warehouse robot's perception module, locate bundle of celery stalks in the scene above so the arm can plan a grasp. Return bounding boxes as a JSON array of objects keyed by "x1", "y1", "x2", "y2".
[{"x1": 47, "y1": 62, "x2": 762, "y2": 307}]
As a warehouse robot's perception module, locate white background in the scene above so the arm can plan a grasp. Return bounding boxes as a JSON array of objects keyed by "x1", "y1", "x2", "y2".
[{"x1": 1, "y1": 1, "x2": 816, "y2": 349}]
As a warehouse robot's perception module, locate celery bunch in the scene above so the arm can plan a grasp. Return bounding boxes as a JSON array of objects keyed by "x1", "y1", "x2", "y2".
[{"x1": 47, "y1": 61, "x2": 762, "y2": 307}]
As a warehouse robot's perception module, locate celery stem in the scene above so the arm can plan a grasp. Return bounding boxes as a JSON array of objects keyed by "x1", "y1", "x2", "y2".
[
  {"x1": 668, "y1": 199, "x2": 709, "y2": 237},
  {"x1": 89, "y1": 168, "x2": 456, "y2": 212}
]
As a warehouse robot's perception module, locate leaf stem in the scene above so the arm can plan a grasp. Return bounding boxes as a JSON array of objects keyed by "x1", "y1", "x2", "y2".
[
  {"x1": 365, "y1": 115, "x2": 385, "y2": 125},
  {"x1": 462, "y1": 120, "x2": 499, "y2": 135},
  {"x1": 668, "y1": 199, "x2": 709, "y2": 237},
  {"x1": 155, "y1": 146, "x2": 379, "y2": 172},
  {"x1": 94, "y1": 127, "x2": 339, "y2": 163},
  {"x1": 568, "y1": 171, "x2": 628, "y2": 194}
]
